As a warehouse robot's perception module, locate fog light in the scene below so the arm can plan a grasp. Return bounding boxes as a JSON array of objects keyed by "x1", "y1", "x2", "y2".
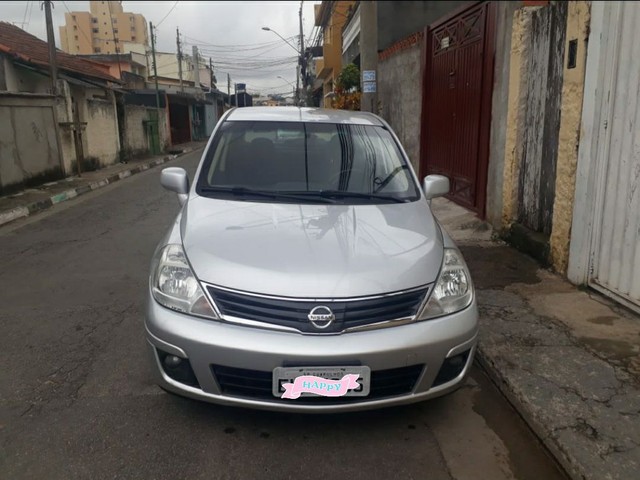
[
  {"x1": 432, "y1": 350, "x2": 471, "y2": 387},
  {"x1": 164, "y1": 354, "x2": 182, "y2": 368},
  {"x1": 156, "y1": 349, "x2": 200, "y2": 388}
]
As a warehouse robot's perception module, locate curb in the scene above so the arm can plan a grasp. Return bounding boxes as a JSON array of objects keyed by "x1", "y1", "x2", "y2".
[
  {"x1": 474, "y1": 348, "x2": 581, "y2": 480},
  {"x1": 0, "y1": 147, "x2": 200, "y2": 228}
]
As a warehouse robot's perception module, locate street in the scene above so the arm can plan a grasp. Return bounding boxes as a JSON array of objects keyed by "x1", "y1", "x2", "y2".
[{"x1": 0, "y1": 149, "x2": 566, "y2": 480}]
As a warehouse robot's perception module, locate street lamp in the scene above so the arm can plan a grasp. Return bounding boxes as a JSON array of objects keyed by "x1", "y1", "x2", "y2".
[
  {"x1": 261, "y1": 27, "x2": 299, "y2": 53},
  {"x1": 262, "y1": 26, "x2": 301, "y2": 104}
]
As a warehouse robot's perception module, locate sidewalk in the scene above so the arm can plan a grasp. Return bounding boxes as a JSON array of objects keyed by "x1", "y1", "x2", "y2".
[
  {"x1": 0, "y1": 141, "x2": 206, "y2": 228},
  {"x1": 432, "y1": 198, "x2": 640, "y2": 480}
]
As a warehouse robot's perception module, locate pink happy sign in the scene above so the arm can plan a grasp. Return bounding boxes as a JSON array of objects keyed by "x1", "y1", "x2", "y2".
[{"x1": 281, "y1": 374, "x2": 361, "y2": 399}]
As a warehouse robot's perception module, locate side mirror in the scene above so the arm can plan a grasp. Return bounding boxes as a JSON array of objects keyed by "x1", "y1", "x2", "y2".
[
  {"x1": 161, "y1": 167, "x2": 189, "y2": 206},
  {"x1": 423, "y1": 174, "x2": 450, "y2": 200}
]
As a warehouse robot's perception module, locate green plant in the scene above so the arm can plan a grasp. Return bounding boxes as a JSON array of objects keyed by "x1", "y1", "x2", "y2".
[{"x1": 336, "y1": 63, "x2": 360, "y2": 92}]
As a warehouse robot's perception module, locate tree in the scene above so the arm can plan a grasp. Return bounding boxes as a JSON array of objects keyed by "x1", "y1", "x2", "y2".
[
  {"x1": 333, "y1": 64, "x2": 361, "y2": 110},
  {"x1": 335, "y1": 63, "x2": 360, "y2": 92}
]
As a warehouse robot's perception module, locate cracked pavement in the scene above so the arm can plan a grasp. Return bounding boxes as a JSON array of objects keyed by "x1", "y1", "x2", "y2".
[
  {"x1": 431, "y1": 198, "x2": 640, "y2": 480},
  {"x1": 0, "y1": 151, "x2": 568, "y2": 480}
]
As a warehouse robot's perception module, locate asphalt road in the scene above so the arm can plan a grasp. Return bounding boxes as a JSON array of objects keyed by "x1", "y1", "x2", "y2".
[{"x1": 0, "y1": 150, "x2": 567, "y2": 480}]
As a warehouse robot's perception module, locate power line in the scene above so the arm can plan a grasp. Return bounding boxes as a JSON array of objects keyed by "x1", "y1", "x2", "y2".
[
  {"x1": 26, "y1": 0, "x2": 35, "y2": 31},
  {"x1": 156, "y1": 0, "x2": 179, "y2": 28},
  {"x1": 22, "y1": 0, "x2": 30, "y2": 27}
]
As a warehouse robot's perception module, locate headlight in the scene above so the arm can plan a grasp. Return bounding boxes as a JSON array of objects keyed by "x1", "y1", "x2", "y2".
[
  {"x1": 417, "y1": 248, "x2": 474, "y2": 320},
  {"x1": 151, "y1": 244, "x2": 219, "y2": 319}
]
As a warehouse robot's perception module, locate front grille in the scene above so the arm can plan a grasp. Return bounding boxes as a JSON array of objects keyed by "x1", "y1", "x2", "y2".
[
  {"x1": 205, "y1": 285, "x2": 429, "y2": 333},
  {"x1": 211, "y1": 364, "x2": 425, "y2": 403}
]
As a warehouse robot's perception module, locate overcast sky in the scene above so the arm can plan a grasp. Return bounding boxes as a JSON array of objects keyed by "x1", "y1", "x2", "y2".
[{"x1": 2, "y1": 1, "x2": 320, "y2": 96}]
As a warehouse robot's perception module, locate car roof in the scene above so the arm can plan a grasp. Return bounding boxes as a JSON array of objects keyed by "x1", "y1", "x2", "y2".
[{"x1": 225, "y1": 107, "x2": 385, "y2": 126}]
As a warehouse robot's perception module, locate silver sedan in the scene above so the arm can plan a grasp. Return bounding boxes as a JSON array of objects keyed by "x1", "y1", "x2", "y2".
[{"x1": 145, "y1": 107, "x2": 477, "y2": 412}]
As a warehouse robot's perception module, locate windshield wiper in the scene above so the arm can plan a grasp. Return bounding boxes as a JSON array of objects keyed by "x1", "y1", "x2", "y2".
[
  {"x1": 199, "y1": 186, "x2": 337, "y2": 203},
  {"x1": 310, "y1": 190, "x2": 409, "y2": 203},
  {"x1": 374, "y1": 165, "x2": 411, "y2": 193}
]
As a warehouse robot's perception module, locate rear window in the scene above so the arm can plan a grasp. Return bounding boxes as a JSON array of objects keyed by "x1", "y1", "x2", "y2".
[{"x1": 196, "y1": 121, "x2": 420, "y2": 204}]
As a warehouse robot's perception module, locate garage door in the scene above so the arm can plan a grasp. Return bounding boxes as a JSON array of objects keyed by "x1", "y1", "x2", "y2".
[{"x1": 587, "y1": 1, "x2": 640, "y2": 311}]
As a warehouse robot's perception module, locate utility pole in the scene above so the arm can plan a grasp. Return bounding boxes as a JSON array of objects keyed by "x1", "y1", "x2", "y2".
[
  {"x1": 43, "y1": 0, "x2": 57, "y2": 94},
  {"x1": 150, "y1": 22, "x2": 161, "y2": 112},
  {"x1": 227, "y1": 73, "x2": 231, "y2": 109},
  {"x1": 298, "y1": 1, "x2": 305, "y2": 106},
  {"x1": 192, "y1": 45, "x2": 199, "y2": 86},
  {"x1": 209, "y1": 58, "x2": 214, "y2": 90},
  {"x1": 360, "y1": 1, "x2": 378, "y2": 113},
  {"x1": 176, "y1": 28, "x2": 184, "y2": 92}
]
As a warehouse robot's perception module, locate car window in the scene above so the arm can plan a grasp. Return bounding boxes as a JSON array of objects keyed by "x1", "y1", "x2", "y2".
[{"x1": 196, "y1": 120, "x2": 419, "y2": 203}]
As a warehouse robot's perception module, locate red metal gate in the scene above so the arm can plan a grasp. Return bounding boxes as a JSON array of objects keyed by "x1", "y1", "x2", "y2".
[{"x1": 420, "y1": 2, "x2": 495, "y2": 216}]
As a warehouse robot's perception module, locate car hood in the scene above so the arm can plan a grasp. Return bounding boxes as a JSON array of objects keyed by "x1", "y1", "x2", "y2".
[{"x1": 181, "y1": 196, "x2": 443, "y2": 298}]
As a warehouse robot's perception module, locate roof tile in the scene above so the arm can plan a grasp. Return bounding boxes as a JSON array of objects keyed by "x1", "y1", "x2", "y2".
[{"x1": 0, "y1": 22, "x2": 119, "y2": 84}]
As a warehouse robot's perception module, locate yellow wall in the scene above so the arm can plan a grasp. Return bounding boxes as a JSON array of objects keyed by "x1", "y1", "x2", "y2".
[
  {"x1": 59, "y1": 1, "x2": 148, "y2": 55},
  {"x1": 501, "y1": 8, "x2": 532, "y2": 228},
  {"x1": 549, "y1": 1, "x2": 590, "y2": 273}
]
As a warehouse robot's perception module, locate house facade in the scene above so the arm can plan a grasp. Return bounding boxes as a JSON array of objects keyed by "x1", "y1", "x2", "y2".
[
  {"x1": 313, "y1": 1, "x2": 640, "y2": 312},
  {"x1": 0, "y1": 21, "x2": 121, "y2": 194}
]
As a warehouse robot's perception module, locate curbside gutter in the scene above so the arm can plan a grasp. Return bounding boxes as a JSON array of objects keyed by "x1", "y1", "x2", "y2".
[{"x1": 0, "y1": 148, "x2": 201, "y2": 228}]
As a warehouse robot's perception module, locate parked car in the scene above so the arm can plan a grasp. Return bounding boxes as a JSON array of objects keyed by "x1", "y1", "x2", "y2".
[{"x1": 146, "y1": 107, "x2": 478, "y2": 412}]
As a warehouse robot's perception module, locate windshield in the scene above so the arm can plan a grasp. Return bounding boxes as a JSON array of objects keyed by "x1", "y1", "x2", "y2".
[{"x1": 195, "y1": 121, "x2": 420, "y2": 204}]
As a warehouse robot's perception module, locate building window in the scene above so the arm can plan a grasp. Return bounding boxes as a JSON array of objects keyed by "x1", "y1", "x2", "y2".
[
  {"x1": 94, "y1": 47, "x2": 101, "y2": 53},
  {"x1": 131, "y1": 36, "x2": 136, "y2": 41},
  {"x1": 131, "y1": 26, "x2": 136, "y2": 31},
  {"x1": 116, "y1": 47, "x2": 120, "y2": 53},
  {"x1": 113, "y1": 18, "x2": 117, "y2": 24},
  {"x1": 92, "y1": 17, "x2": 97, "y2": 23},
  {"x1": 130, "y1": 16, "x2": 134, "y2": 22},
  {"x1": 73, "y1": 25, "x2": 77, "y2": 30},
  {"x1": 92, "y1": 28, "x2": 98, "y2": 33},
  {"x1": 113, "y1": 29, "x2": 118, "y2": 34},
  {"x1": 74, "y1": 35, "x2": 78, "y2": 40}
]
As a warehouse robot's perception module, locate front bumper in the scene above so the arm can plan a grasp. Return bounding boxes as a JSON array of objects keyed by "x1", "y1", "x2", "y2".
[{"x1": 145, "y1": 291, "x2": 478, "y2": 413}]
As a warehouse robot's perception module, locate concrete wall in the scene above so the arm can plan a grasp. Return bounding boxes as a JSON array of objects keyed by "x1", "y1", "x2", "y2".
[
  {"x1": 485, "y1": 1, "x2": 521, "y2": 228},
  {"x1": 377, "y1": 1, "x2": 470, "y2": 51},
  {"x1": 3, "y1": 59, "x2": 51, "y2": 94},
  {"x1": 122, "y1": 104, "x2": 150, "y2": 155},
  {"x1": 377, "y1": 43, "x2": 422, "y2": 171},
  {"x1": 502, "y1": 8, "x2": 534, "y2": 228},
  {"x1": 0, "y1": 95, "x2": 64, "y2": 194},
  {"x1": 84, "y1": 93, "x2": 120, "y2": 167},
  {"x1": 550, "y1": 1, "x2": 590, "y2": 273},
  {"x1": 55, "y1": 83, "x2": 121, "y2": 172},
  {"x1": 122, "y1": 104, "x2": 169, "y2": 155}
]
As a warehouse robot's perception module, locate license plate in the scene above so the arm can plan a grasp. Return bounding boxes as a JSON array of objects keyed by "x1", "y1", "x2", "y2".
[{"x1": 273, "y1": 366, "x2": 371, "y2": 398}]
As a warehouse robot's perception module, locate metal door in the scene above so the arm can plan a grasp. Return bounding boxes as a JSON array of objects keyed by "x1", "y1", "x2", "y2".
[
  {"x1": 588, "y1": 2, "x2": 640, "y2": 311},
  {"x1": 420, "y1": 2, "x2": 495, "y2": 215}
]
